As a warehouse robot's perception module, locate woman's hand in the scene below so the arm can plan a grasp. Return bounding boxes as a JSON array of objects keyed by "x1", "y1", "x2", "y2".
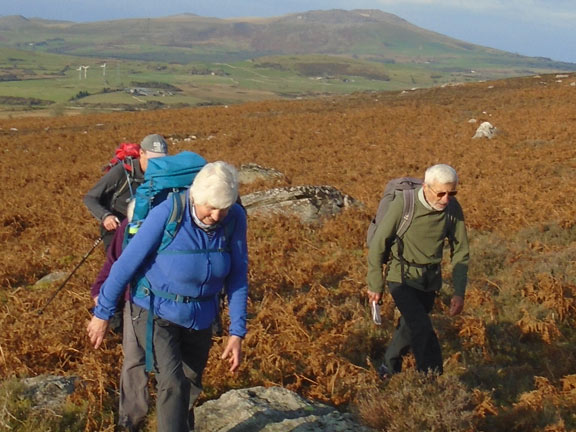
[
  {"x1": 221, "y1": 335, "x2": 243, "y2": 373},
  {"x1": 87, "y1": 316, "x2": 109, "y2": 349}
]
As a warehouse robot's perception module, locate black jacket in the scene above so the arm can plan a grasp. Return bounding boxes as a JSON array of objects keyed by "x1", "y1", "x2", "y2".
[{"x1": 83, "y1": 158, "x2": 144, "y2": 223}]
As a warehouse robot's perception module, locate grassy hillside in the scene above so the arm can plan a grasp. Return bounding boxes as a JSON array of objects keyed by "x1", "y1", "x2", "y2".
[
  {"x1": 0, "y1": 72, "x2": 575, "y2": 431},
  {"x1": 0, "y1": 47, "x2": 491, "y2": 116},
  {"x1": 0, "y1": 44, "x2": 571, "y2": 118},
  {"x1": 0, "y1": 10, "x2": 574, "y2": 115}
]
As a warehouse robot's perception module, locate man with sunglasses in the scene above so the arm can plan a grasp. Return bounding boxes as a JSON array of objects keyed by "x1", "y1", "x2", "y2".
[{"x1": 366, "y1": 164, "x2": 469, "y2": 376}]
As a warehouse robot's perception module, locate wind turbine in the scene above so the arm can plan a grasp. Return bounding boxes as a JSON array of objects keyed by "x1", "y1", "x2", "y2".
[
  {"x1": 82, "y1": 65, "x2": 89, "y2": 79},
  {"x1": 76, "y1": 66, "x2": 83, "y2": 80},
  {"x1": 100, "y1": 63, "x2": 107, "y2": 77}
]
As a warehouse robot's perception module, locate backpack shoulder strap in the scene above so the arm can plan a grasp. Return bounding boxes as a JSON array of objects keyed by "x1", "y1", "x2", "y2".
[
  {"x1": 158, "y1": 190, "x2": 188, "y2": 251},
  {"x1": 396, "y1": 188, "x2": 416, "y2": 238},
  {"x1": 444, "y1": 199, "x2": 458, "y2": 242},
  {"x1": 111, "y1": 157, "x2": 137, "y2": 205}
]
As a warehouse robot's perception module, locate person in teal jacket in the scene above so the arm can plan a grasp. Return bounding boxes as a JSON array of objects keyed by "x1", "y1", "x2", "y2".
[
  {"x1": 87, "y1": 161, "x2": 248, "y2": 432},
  {"x1": 367, "y1": 163, "x2": 469, "y2": 376}
]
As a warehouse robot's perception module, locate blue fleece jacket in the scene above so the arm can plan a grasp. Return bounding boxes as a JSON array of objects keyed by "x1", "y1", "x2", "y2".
[{"x1": 94, "y1": 194, "x2": 249, "y2": 337}]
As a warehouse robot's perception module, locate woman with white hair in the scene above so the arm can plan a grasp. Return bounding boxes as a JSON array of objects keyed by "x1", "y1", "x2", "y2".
[{"x1": 87, "y1": 161, "x2": 248, "y2": 432}]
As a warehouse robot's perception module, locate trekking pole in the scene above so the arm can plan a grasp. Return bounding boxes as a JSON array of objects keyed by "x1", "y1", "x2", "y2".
[{"x1": 38, "y1": 235, "x2": 103, "y2": 315}]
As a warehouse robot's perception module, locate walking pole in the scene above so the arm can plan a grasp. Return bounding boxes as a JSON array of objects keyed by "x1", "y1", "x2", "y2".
[{"x1": 38, "y1": 235, "x2": 103, "y2": 315}]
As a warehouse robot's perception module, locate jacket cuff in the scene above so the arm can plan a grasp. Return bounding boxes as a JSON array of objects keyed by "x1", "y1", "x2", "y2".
[{"x1": 93, "y1": 304, "x2": 114, "y2": 321}]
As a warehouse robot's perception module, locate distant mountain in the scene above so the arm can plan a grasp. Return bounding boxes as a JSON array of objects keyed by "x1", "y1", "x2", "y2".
[{"x1": 0, "y1": 9, "x2": 574, "y2": 72}]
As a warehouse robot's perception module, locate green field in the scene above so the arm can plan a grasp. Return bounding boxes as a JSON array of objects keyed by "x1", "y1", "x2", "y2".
[
  {"x1": 0, "y1": 49, "x2": 441, "y2": 113},
  {"x1": 0, "y1": 23, "x2": 573, "y2": 116}
]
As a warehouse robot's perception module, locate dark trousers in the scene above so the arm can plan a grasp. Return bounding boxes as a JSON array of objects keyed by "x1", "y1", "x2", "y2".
[
  {"x1": 384, "y1": 282, "x2": 443, "y2": 374},
  {"x1": 131, "y1": 304, "x2": 213, "y2": 432}
]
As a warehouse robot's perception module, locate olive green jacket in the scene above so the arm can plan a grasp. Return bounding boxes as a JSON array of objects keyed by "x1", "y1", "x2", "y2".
[{"x1": 367, "y1": 187, "x2": 469, "y2": 297}]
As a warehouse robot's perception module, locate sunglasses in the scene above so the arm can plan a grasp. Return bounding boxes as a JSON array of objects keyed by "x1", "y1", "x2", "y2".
[{"x1": 427, "y1": 185, "x2": 458, "y2": 198}]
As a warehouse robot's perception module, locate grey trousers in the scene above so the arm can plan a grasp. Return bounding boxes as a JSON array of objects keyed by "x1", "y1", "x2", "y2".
[
  {"x1": 118, "y1": 302, "x2": 149, "y2": 429},
  {"x1": 131, "y1": 303, "x2": 213, "y2": 432}
]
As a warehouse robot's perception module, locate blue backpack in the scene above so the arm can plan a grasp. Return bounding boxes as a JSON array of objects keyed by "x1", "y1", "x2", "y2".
[{"x1": 125, "y1": 151, "x2": 207, "y2": 246}]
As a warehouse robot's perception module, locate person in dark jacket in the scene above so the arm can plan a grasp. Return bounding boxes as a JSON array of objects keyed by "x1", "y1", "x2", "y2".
[
  {"x1": 90, "y1": 200, "x2": 151, "y2": 431},
  {"x1": 87, "y1": 161, "x2": 249, "y2": 432},
  {"x1": 83, "y1": 134, "x2": 168, "y2": 250},
  {"x1": 367, "y1": 164, "x2": 470, "y2": 376}
]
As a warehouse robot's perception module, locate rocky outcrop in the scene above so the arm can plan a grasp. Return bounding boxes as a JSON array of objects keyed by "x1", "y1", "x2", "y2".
[
  {"x1": 472, "y1": 121, "x2": 498, "y2": 139},
  {"x1": 20, "y1": 375, "x2": 77, "y2": 410},
  {"x1": 11, "y1": 377, "x2": 374, "y2": 431},
  {"x1": 195, "y1": 386, "x2": 374, "y2": 432},
  {"x1": 238, "y1": 163, "x2": 285, "y2": 184},
  {"x1": 241, "y1": 185, "x2": 361, "y2": 224}
]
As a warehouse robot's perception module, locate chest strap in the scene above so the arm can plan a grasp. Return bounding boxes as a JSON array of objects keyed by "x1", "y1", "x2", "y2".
[{"x1": 138, "y1": 285, "x2": 215, "y2": 303}]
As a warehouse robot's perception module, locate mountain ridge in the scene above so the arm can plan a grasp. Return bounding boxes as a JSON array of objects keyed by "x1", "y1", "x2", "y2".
[
  {"x1": 0, "y1": 8, "x2": 574, "y2": 114},
  {"x1": 0, "y1": 8, "x2": 573, "y2": 70}
]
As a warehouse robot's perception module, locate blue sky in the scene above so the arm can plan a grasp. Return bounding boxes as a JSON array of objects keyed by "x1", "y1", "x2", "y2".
[{"x1": 2, "y1": 0, "x2": 575, "y2": 63}]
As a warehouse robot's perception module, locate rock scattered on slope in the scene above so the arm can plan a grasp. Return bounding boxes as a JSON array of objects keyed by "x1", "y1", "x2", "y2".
[
  {"x1": 238, "y1": 163, "x2": 285, "y2": 184},
  {"x1": 472, "y1": 121, "x2": 498, "y2": 139},
  {"x1": 20, "y1": 375, "x2": 77, "y2": 410},
  {"x1": 241, "y1": 185, "x2": 361, "y2": 224},
  {"x1": 195, "y1": 386, "x2": 375, "y2": 432}
]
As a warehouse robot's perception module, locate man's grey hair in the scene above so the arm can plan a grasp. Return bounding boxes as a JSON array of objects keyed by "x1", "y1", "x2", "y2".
[
  {"x1": 190, "y1": 161, "x2": 238, "y2": 209},
  {"x1": 424, "y1": 164, "x2": 458, "y2": 185}
]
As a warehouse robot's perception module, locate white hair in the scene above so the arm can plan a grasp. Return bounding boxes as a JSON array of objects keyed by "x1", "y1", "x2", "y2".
[
  {"x1": 424, "y1": 164, "x2": 458, "y2": 185},
  {"x1": 190, "y1": 161, "x2": 238, "y2": 209}
]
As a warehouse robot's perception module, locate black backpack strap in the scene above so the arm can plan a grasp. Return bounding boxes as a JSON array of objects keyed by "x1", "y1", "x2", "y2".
[{"x1": 445, "y1": 199, "x2": 458, "y2": 255}]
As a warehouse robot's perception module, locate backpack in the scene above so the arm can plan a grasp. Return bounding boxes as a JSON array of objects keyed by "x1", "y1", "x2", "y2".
[
  {"x1": 126, "y1": 151, "x2": 207, "y2": 242},
  {"x1": 105, "y1": 142, "x2": 142, "y2": 210},
  {"x1": 366, "y1": 177, "x2": 422, "y2": 248},
  {"x1": 103, "y1": 142, "x2": 141, "y2": 173}
]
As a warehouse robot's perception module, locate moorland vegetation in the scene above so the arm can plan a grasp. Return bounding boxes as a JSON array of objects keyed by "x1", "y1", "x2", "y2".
[{"x1": 0, "y1": 72, "x2": 575, "y2": 431}]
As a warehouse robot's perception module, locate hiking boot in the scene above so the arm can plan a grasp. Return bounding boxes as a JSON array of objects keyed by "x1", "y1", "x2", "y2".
[
  {"x1": 378, "y1": 363, "x2": 392, "y2": 380},
  {"x1": 118, "y1": 417, "x2": 141, "y2": 432}
]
